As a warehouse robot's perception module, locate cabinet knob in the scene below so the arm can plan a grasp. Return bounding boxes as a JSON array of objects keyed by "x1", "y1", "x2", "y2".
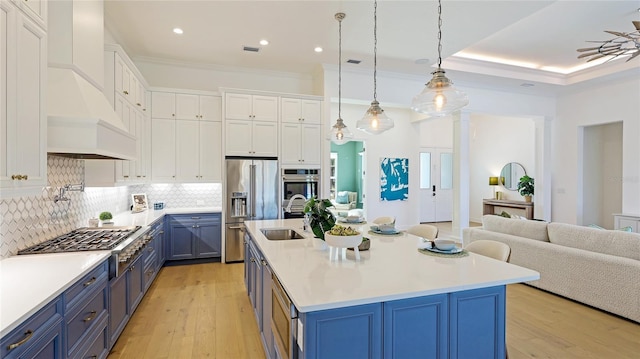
[
  {"x1": 123, "y1": 90, "x2": 129, "y2": 95},
  {"x1": 137, "y1": 103, "x2": 141, "y2": 106},
  {"x1": 172, "y1": 114, "x2": 175, "y2": 117}
]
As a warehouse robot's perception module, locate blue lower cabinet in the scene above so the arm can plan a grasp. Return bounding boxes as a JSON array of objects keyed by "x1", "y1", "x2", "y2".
[
  {"x1": 299, "y1": 303, "x2": 383, "y2": 359},
  {"x1": 167, "y1": 214, "x2": 222, "y2": 260},
  {"x1": 383, "y1": 294, "x2": 448, "y2": 359},
  {"x1": 65, "y1": 283, "x2": 108, "y2": 357},
  {"x1": 74, "y1": 316, "x2": 108, "y2": 359},
  {"x1": 449, "y1": 286, "x2": 506, "y2": 359},
  {"x1": 0, "y1": 299, "x2": 63, "y2": 359},
  {"x1": 17, "y1": 322, "x2": 63, "y2": 359}
]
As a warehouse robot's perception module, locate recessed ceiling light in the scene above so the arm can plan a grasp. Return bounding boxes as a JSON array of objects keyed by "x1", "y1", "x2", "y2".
[
  {"x1": 314, "y1": 46, "x2": 323, "y2": 53},
  {"x1": 260, "y1": 39, "x2": 269, "y2": 46},
  {"x1": 173, "y1": 28, "x2": 183, "y2": 35}
]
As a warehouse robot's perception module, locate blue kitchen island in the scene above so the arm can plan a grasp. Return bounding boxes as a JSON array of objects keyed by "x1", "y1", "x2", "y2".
[{"x1": 244, "y1": 219, "x2": 539, "y2": 359}]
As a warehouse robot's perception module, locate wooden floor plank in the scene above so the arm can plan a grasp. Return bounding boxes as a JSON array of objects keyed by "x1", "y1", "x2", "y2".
[{"x1": 108, "y1": 262, "x2": 640, "y2": 359}]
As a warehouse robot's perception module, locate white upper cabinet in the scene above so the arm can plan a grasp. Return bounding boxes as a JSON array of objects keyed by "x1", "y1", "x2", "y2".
[
  {"x1": 199, "y1": 95, "x2": 221, "y2": 121},
  {"x1": 176, "y1": 94, "x2": 221, "y2": 121},
  {"x1": 280, "y1": 123, "x2": 321, "y2": 166},
  {"x1": 17, "y1": 0, "x2": 45, "y2": 29},
  {"x1": 151, "y1": 118, "x2": 176, "y2": 182},
  {"x1": 281, "y1": 98, "x2": 322, "y2": 124},
  {"x1": 225, "y1": 93, "x2": 278, "y2": 122},
  {"x1": 149, "y1": 90, "x2": 222, "y2": 182},
  {"x1": 0, "y1": 2, "x2": 47, "y2": 190},
  {"x1": 151, "y1": 92, "x2": 176, "y2": 120},
  {"x1": 225, "y1": 120, "x2": 278, "y2": 157},
  {"x1": 175, "y1": 120, "x2": 222, "y2": 182}
]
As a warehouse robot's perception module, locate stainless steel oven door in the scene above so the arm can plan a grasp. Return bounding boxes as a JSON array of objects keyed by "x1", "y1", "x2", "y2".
[{"x1": 271, "y1": 273, "x2": 297, "y2": 359}]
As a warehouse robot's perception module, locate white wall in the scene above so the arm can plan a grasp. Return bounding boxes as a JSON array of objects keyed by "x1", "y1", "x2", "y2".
[
  {"x1": 582, "y1": 122, "x2": 623, "y2": 228},
  {"x1": 555, "y1": 75, "x2": 640, "y2": 224},
  {"x1": 468, "y1": 115, "x2": 535, "y2": 222},
  {"x1": 135, "y1": 60, "x2": 316, "y2": 95}
]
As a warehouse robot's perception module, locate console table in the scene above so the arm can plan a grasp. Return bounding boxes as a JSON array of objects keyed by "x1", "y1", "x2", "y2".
[{"x1": 483, "y1": 199, "x2": 534, "y2": 219}]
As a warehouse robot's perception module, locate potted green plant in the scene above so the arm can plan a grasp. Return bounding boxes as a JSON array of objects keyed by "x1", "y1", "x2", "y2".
[
  {"x1": 99, "y1": 211, "x2": 114, "y2": 226},
  {"x1": 517, "y1": 175, "x2": 534, "y2": 202},
  {"x1": 303, "y1": 197, "x2": 336, "y2": 240}
]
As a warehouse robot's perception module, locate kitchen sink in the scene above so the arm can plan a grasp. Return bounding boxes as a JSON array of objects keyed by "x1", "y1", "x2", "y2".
[{"x1": 261, "y1": 228, "x2": 306, "y2": 240}]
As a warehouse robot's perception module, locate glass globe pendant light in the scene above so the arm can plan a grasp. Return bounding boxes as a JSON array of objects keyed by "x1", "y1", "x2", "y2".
[
  {"x1": 328, "y1": 13, "x2": 354, "y2": 145},
  {"x1": 356, "y1": 0, "x2": 393, "y2": 135},
  {"x1": 411, "y1": 0, "x2": 468, "y2": 117}
]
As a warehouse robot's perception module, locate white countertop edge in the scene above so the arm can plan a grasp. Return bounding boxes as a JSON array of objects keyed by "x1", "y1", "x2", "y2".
[
  {"x1": 293, "y1": 273, "x2": 541, "y2": 313},
  {"x1": 0, "y1": 252, "x2": 111, "y2": 337}
]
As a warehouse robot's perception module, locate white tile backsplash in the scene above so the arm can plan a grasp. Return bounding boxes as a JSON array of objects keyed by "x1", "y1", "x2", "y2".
[{"x1": 0, "y1": 155, "x2": 222, "y2": 259}]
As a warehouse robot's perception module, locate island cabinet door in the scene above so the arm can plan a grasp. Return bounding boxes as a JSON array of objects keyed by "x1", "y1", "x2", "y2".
[
  {"x1": 383, "y1": 294, "x2": 449, "y2": 359},
  {"x1": 449, "y1": 286, "x2": 506, "y2": 359},
  {"x1": 299, "y1": 303, "x2": 383, "y2": 359}
]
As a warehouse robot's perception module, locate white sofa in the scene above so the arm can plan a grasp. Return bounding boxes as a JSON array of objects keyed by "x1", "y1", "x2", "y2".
[
  {"x1": 463, "y1": 215, "x2": 640, "y2": 323},
  {"x1": 330, "y1": 191, "x2": 357, "y2": 213}
]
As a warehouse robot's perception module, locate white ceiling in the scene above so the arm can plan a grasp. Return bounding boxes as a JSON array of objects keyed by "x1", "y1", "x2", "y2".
[{"x1": 104, "y1": 0, "x2": 640, "y2": 92}]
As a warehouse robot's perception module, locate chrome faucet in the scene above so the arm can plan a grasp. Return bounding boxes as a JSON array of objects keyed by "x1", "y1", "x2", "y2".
[
  {"x1": 54, "y1": 182, "x2": 85, "y2": 203},
  {"x1": 285, "y1": 194, "x2": 307, "y2": 213}
]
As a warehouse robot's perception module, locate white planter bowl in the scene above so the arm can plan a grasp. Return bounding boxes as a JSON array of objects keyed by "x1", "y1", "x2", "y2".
[{"x1": 324, "y1": 232, "x2": 363, "y2": 248}]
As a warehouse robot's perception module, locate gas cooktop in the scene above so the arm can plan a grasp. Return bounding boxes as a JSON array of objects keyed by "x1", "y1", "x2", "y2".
[{"x1": 18, "y1": 226, "x2": 141, "y2": 254}]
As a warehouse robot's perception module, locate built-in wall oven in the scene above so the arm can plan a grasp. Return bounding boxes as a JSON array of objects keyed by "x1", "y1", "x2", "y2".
[
  {"x1": 271, "y1": 273, "x2": 298, "y2": 359},
  {"x1": 282, "y1": 169, "x2": 320, "y2": 218}
]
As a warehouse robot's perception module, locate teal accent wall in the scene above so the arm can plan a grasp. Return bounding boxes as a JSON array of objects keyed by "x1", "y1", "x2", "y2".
[{"x1": 331, "y1": 141, "x2": 364, "y2": 209}]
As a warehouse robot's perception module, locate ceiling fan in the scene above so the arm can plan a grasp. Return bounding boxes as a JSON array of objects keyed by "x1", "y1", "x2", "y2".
[{"x1": 577, "y1": 20, "x2": 640, "y2": 62}]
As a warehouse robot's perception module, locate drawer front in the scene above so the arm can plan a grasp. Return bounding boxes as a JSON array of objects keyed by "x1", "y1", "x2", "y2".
[
  {"x1": 0, "y1": 298, "x2": 62, "y2": 358},
  {"x1": 144, "y1": 238, "x2": 157, "y2": 266},
  {"x1": 64, "y1": 261, "x2": 108, "y2": 312},
  {"x1": 66, "y1": 285, "x2": 108, "y2": 356},
  {"x1": 73, "y1": 317, "x2": 108, "y2": 359},
  {"x1": 143, "y1": 254, "x2": 157, "y2": 291}
]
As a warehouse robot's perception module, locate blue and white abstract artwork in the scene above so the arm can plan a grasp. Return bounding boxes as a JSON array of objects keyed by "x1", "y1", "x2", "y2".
[{"x1": 380, "y1": 157, "x2": 409, "y2": 201}]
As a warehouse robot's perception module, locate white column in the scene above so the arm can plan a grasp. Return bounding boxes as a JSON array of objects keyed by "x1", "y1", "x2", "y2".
[{"x1": 453, "y1": 111, "x2": 471, "y2": 242}]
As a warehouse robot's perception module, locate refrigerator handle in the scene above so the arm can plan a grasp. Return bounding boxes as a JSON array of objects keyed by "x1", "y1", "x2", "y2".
[{"x1": 250, "y1": 164, "x2": 257, "y2": 218}]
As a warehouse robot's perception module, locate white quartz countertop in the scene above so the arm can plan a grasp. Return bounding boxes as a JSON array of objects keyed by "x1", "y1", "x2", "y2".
[
  {"x1": 109, "y1": 207, "x2": 222, "y2": 227},
  {"x1": 0, "y1": 251, "x2": 111, "y2": 337},
  {"x1": 245, "y1": 219, "x2": 540, "y2": 313}
]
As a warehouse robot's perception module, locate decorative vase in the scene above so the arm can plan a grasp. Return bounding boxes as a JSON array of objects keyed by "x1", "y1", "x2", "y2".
[
  {"x1": 524, "y1": 195, "x2": 532, "y2": 203},
  {"x1": 324, "y1": 232, "x2": 363, "y2": 249}
]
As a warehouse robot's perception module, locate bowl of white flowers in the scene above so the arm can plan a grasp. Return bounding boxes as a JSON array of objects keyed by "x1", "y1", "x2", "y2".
[{"x1": 324, "y1": 225, "x2": 363, "y2": 248}]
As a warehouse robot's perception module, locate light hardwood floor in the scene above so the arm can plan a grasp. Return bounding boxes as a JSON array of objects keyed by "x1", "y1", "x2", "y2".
[{"x1": 108, "y1": 262, "x2": 640, "y2": 359}]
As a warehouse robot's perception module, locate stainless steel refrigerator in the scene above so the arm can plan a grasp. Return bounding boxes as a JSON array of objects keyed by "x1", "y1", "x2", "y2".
[{"x1": 225, "y1": 157, "x2": 279, "y2": 262}]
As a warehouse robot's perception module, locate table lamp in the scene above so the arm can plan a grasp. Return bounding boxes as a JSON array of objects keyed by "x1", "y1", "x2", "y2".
[{"x1": 489, "y1": 176, "x2": 500, "y2": 199}]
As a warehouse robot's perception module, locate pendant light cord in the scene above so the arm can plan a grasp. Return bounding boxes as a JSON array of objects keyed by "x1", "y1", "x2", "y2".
[
  {"x1": 373, "y1": 0, "x2": 378, "y2": 101},
  {"x1": 437, "y1": 0, "x2": 443, "y2": 68},
  {"x1": 338, "y1": 14, "x2": 343, "y2": 119}
]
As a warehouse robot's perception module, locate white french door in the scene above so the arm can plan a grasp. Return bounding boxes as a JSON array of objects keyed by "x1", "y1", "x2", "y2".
[{"x1": 419, "y1": 147, "x2": 453, "y2": 223}]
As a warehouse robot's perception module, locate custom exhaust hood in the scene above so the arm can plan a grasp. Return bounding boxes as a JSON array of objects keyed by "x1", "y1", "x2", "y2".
[
  {"x1": 47, "y1": 68, "x2": 136, "y2": 160},
  {"x1": 46, "y1": 0, "x2": 135, "y2": 160}
]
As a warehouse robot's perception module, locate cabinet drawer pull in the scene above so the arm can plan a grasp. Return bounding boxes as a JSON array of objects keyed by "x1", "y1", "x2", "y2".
[
  {"x1": 191, "y1": 217, "x2": 200, "y2": 219},
  {"x1": 83, "y1": 311, "x2": 97, "y2": 322},
  {"x1": 88, "y1": 355, "x2": 98, "y2": 359},
  {"x1": 83, "y1": 277, "x2": 97, "y2": 287},
  {"x1": 7, "y1": 330, "x2": 33, "y2": 350}
]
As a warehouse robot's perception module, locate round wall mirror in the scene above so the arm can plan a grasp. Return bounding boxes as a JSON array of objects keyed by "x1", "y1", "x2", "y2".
[{"x1": 500, "y1": 162, "x2": 526, "y2": 191}]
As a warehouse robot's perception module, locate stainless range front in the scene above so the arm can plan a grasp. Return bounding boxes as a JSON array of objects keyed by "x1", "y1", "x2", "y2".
[{"x1": 18, "y1": 225, "x2": 150, "y2": 278}]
